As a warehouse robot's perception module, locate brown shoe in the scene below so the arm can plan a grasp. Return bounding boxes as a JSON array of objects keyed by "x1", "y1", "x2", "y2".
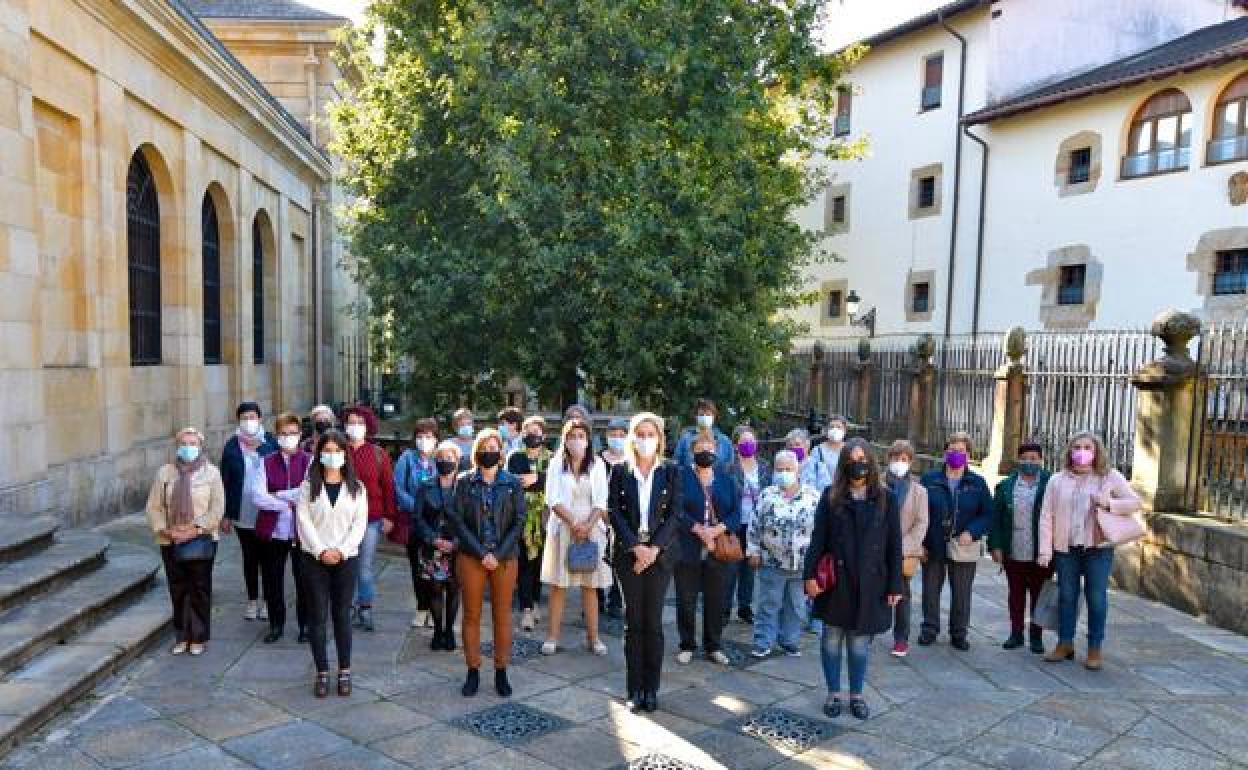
[
  {"x1": 337, "y1": 670, "x2": 352, "y2": 697},
  {"x1": 1084, "y1": 648, "x2": 1103, "y2": 671},
  {"x1": 314, "y1": 673, "x2": 329, "y2": 698},
  {"x1": 1043, "y1": 642, "x2": 1075, "y2": 663}
]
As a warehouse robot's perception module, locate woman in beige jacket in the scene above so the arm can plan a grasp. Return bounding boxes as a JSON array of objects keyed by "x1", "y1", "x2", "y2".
[
  {"x1": 884, "y1": 440, "x2": 929, "y2": 657},
  {"x1": 145, "y1": 427, "x2": 225, "y2": 656},
  {"x1": 1037, "y1": 431, "x2": 1141, "y2": 670}
]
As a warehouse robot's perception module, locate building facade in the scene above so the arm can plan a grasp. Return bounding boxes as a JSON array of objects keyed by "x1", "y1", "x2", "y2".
[
  {"x1": 0, "y1": 0, "x2": 362, "y2": 524},
  {"x1": 792, "y1": 0, "x2": 1247, "y2": 343}
]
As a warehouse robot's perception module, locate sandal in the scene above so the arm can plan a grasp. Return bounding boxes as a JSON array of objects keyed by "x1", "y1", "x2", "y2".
[
  {"x1": 314, "y1": 672, "x2": 330, "y2": 699},
  {"x1": 337, "y1": 670, "x2": 352, "y2": 697}
]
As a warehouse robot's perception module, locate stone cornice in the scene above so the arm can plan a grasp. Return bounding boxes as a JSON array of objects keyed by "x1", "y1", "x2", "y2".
[{"x1": 74, "y1": 0, "x2": 332, "y2": 180}]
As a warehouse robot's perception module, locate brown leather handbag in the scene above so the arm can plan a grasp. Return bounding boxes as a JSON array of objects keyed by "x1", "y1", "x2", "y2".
[{"x1": 704, "y1": 485, "x2": 744, "y2": 563}]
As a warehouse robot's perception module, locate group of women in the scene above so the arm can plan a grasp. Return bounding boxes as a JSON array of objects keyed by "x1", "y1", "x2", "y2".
[{"x1": 144, "y1": 399, "x2": 1142, "y2": 718}]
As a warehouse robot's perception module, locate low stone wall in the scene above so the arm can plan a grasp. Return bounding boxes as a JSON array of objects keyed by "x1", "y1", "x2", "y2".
[{"x1": 1112, "y1": 512, "x2": 1248, "y2": 635}]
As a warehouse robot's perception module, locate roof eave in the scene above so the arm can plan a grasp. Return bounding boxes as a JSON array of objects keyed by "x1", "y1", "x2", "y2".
[{"x1": 831, "y1": 0, "x2": 989, "y2": 58}]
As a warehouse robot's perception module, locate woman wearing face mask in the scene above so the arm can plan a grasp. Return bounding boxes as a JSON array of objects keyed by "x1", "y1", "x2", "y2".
[
  {"x1": 146, "y1": 427, "x2": 225, "y2": 656},
  {"x1": 219, "y1": 401, "x2": 278, "y2": 621},
  {"x1": 448, "y1": 428, "x2": 526, "y2": 698},
  {"x1": 396, "y1": 418, "x2": 441, "y2": 630},
  {"x1": 451, "y1": 408, "x2": 476, "y2": 470},
  {"x1": 342, "y1": 406, "x2": 401, "y2": 632},
  {"x1": 608, "y1": 412, "x2": 683, "y2": 713},
  {"x1": 747, "y1": 450, "x2": 817, "y2": 657},
  {"x1": 250, "y1": 413, "x2": 313, "y2": 644},
  {"x1": 597, "y1": 417, "x2": 631, "y2": 620},
  {"x1": 784, "y1": 428, "x2": 811, "y2": 467},
  {"x1": 804, "y1": 438, "x2": 903, "y2": 720},
  {"x1": 297, "y1": 430, "x2": 369, "y2": 698},
  {"x1": 918, "y1": 432, "x2": 994, "y2": 651},
  {"x1": 673, "y1": 398, "x2": 735, "y2": 469},
  {"x1": 507, "y1": 415, "x2": 551, "y2": 632},
  {"x1": 883, "y1": 440, "x2": 928, "y2": 658},
  {"x1": 303, "y1": 404, "x2": 337, "y2": 453},
  {"x1": 802, "y1": 416, "x2": 848, "y2": 495},
  {"x1": 990, "y1": 442, "x2": 1052, "y2": 654},
  {"x1": 1038, "y1": 432, "x2": 1140, "y2": 670},
  {"x1": 673, "y1": 431, "x2": 741, "y2": 665},
  {"x1": 725, "y1": 425, "x2": 771, "y2": 625},
  {"x1": 413, "y1": 441, "x2": 464, "y2": 651},
  {"x1": 538, "y1": 418, "x2": 612, "y2": 655}
]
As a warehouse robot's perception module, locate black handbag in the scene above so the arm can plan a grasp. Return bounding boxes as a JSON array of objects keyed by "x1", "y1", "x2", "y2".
[{"x1": 174, "y1": 534, "x2": 217, "y2": 562}]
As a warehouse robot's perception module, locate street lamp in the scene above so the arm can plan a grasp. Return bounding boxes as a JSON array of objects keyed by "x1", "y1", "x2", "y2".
[{"x1": 846, "y1": 289, "x2": 876, "y2": 338}]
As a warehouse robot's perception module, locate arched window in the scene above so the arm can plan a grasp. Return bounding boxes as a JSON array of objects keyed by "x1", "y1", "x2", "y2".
[
  {"x1": 202, "y1": 194, "x2": 222, "y2": 364},
  {"x1": 126, "y1": 151, "x2": 161, "y2": 365},
  {"x1": 1210, "y1": 73, "x2": 1248, "y2": 164},
  {"x1": 1122, "y1": 88, "x2": 1192, "y2": 178},
  {"x1": 252, "y1": 217, "x2": 265, "y2": 364}
]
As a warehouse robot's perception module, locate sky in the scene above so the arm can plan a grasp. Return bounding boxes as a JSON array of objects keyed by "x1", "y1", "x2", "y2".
[{"x1": 297, "y1": 0, "x2": 948, "y2": 47}]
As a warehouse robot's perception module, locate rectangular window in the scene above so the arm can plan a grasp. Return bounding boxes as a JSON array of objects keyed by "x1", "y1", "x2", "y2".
[
  {"x1": 1057, "y1": 264, "x2": 1086, "y2": 305},
  {"x1": 1068, "y1": 147, "x2": 1092, "y2": 185},
  {"x1": 831, "y1": 195, "x2": 846, "y2": 224},
  {"x1": 1214, "y1": 249, "x2": 1248, "y2": 295},
  {"x1": 835, "y1": 87, "x2": 852, "y2": 136},
  {"x1": 921, "y1": 54, "x2": 943, "y2": 110},
  {"x1": 917, "y1": 176, "x2": 936, "y2": 209},
  {"x1": 912, "y1": 282, "x2": 930, "y2": 314},
  {"x1": 827, "y1": 290, "x2": 843, "y2": 319}
]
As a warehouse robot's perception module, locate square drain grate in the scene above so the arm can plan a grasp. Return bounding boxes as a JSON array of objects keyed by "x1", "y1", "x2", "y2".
[
  {"x1": 735, "y1": 707, "x2": 832, "y2": 752},
  {"x1": 618, "y1": 754, "x2": 710, "y2": 770},
  {"x1": 479, "y1": 635, "x2": 546, "y2": 662},
  {"x1": 452, "y1": 702, "x2": 570, "y2": 746}
]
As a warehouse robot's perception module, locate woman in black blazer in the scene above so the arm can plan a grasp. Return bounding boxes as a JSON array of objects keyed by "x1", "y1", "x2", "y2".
[{"x1": 608, "y1": 412, "x2": 683, "y2": 714}]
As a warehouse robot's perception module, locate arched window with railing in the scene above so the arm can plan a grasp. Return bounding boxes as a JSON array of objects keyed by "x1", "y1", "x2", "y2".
[
  {"x1": 202, "y1": 193, "x2": 222, "y2": 364},
  {"x1": 1122, "y1": 88, "x2": 1192, "y2": 178},
  {"x1": 126, "y1": 151, "x2": 161, "y2": 366},
  {"x1": 1209, "y1": 73, "x2": 1248, "y2": 165}
]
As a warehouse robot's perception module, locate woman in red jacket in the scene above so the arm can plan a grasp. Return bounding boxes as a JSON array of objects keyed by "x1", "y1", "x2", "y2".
[{"x1": 342, "y1": 406, "x2": 403, "y2": 631}]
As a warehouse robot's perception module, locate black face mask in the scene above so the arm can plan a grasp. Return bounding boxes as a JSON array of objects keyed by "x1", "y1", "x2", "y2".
[
  {"x1": 435, "y1": 459, "x2": 458, "y2": 477},
  {"x1": 523, "y1": 434, "x2": 544, "y2": 449},
  {"x1": 693, "y1": 451, "x2": 718, "y2": 469},
  {"x1": 846, "y1": 461, "x2": 871, "y2": 481},
  {"x1": 314, "y1": 420, "x2": 333, "y2": 434},
  {"x1": 475, "y1": 451, "x2": 501, "y2": 469}
]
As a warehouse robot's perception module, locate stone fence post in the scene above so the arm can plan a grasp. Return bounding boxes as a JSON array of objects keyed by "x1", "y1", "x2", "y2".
[
  {"x1": 853, "y1": 337, "x2": 874, "y2": 428},
  {"x1": 907, "y1": 334, "x2": 936, "y2": 450},
  {"x1": 1130, "y1": 309, "x2": 1202, "y2": 513},
  {"x1": 984, "y1": 327, "x2": 1029, "y2": 476}
]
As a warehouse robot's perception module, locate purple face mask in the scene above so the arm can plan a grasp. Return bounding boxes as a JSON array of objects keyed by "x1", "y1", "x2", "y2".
[
  {"x1": 1071, "y1": 448, "x2": 1096, "y2": 467},
  {"x1": 792, "y1": 446, "x2": 806, "y2": 463},
  {"x1": 945, "y1": 449, "x2": 969, "y2": 470},
  {"x1": 737, "y1": 439, "x2": 758, "y2": 458}
]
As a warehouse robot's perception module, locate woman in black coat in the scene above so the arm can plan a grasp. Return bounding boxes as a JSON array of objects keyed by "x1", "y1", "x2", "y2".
[{"x1": 803, "y1": 437, "x2": 903, "y2": 721}]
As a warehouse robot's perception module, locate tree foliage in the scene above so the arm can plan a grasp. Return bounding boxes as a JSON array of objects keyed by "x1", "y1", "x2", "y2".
[{"x1": 332, "y1": 0, "x2": 861, "y2": 417}]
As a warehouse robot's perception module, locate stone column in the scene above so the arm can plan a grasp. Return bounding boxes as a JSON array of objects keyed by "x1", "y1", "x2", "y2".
[
  {"x1": 810, "y1": 341, "x2": 825, "y2": 418},
  {"x1": 853, "y1": 337, "x2": 874, "y2": 428},
  {"x1": 1130, "y1": 309, "x2": 1202, "y2": 513},
  {"x1": 984, "y1": 327, "x2": 1028, "y2": 476},
  {"x1": 907, "y1": 334, "x2": 936, "y2": 449}
]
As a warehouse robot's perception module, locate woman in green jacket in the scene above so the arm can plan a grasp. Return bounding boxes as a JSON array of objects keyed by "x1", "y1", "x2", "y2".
[{"x1": 990, "y1": 442, "x2": 1052, "y2": 654}]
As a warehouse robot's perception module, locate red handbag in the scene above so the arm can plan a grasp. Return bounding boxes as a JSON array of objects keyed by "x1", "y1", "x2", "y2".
[{"x1": 815, "y1": 553, "x2": 836, "y2": 593}]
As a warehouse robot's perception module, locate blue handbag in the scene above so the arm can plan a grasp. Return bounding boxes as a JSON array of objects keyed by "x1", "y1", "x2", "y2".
[
  {"x1": 567, "y1": 538, "x2": 600, "y2": 574},
  {"x1": 174, "y1": 534, "x2": 217, "y2": 562}
]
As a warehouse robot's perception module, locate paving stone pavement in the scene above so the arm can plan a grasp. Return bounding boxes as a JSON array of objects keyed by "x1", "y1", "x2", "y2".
[{"x1": 3, "y1": 514, "x2": 1247, "y2": 770}]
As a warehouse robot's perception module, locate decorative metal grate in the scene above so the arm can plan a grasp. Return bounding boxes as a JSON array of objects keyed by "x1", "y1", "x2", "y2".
[
  {"x1": 452, "y1": 703, "x2": 569, "y2": 746},
  {"x1": 201, "y1": 193, "x2": 222, "y2": 365},
  {"x1": 480, "y1": 635, "x2": 545, "y2": 662},
  {"x1": 619, "y1": 754, "x2": 710, "y2": 770},
  {"x1": 1194, "y1": 320, "x2": 1248, "y2": 521},
  {"x1": 735, "y1": 707, "x2": 833, "y2": 753},
  {"x1": 126, "y1": 151, "x2": 161, "y2": 366}
]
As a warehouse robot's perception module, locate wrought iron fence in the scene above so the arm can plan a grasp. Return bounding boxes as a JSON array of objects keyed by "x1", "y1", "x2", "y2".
[
  {"x1": 1193, "y1": 321, "x2": 1248, "y2": 521},
  {"x1": 932, "y1": 333, "x2": 1003, "y2": 459}
]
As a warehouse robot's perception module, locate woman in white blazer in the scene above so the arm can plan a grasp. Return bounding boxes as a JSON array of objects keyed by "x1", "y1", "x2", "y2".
[{"x1": 297, "y1": 429, "x2": 369, "y2": 698}]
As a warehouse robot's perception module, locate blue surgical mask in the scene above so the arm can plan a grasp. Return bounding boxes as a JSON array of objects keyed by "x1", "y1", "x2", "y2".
[
  {"x1": 774, "y1": 470, "x2": 798, "y2": 488},
  {"x1": 607, "y1": 436, "x2": 627, "y2": 453},
  {"x1": 320, "y1": 451, "x2": 345, "y2": 469},
  {"x1": 176, "y1": 445, "x2": 200, "y2": 464},
  {"x1": 499, "y1": 425, "x2": 512, "y2": 440},
  {"x1": 457, "y1": 424, "x2": 474, "y2": 439}
]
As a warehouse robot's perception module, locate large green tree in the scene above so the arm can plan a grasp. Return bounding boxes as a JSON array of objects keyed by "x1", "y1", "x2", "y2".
[{"x1": 332, "y1": 0, "x2": 861, "y2": 416}]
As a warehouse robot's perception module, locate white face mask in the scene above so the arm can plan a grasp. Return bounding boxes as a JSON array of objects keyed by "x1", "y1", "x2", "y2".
[
  {"x1": 827, "y1": 426, "x2": 846, "y2": 443},
  {"x1": 277, "y1": 435, "x2": 301, "y2": 452},
  {"x1": 566, "y1": 438, "x2": 588, "y2": 456},
  {"x1": 240, "y1": 418, "x2": 262, "y2": 436},
  {"x1": 696, "y1": 414, "x2": 714, "y2": 429},
  {"x1": 417, "y1": 436, "x2": 437, "y2": 454},
  {"x1": 345, "y1": 424, "x2": 367, "y2": 442},
  {"x1": 888, "y1": 460, "x2": 911, "y2": 478},
  {"x1": 320, "y1": 451, "x2": 345, "y2": 469},
  {"x1": 635, "y1": 437, "x2": 659, "y2": 458},
  {"x1": 774, "y1": 470, "x2": 798, "y2": 488}
]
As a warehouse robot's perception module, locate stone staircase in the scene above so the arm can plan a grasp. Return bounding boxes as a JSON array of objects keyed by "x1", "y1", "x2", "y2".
[{"x1": 0, "y1": 517, "x2": 168, "y2": 756}]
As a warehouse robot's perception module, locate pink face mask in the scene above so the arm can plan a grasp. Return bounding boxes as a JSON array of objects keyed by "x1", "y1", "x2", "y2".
[{"x1": 1071, "y1": 448, "x2": 1095, "y2": 467}]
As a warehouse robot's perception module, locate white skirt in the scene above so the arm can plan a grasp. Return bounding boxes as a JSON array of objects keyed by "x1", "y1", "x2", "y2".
[{"x1": 540, "y1": 516, "x2": 613, "y2": 589}]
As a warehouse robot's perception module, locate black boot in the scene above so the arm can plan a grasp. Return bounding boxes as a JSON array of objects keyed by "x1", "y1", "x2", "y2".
[
  {"x1": 263, "y1": 627, "x2": 283, "y2": 644},
  {"x1": 1029, "y1": 626, "x2": 1045, "y2": 654},
  {"x1": 430, "y1": 631, "x2": 445, "y2": 651},
  {"x1": 443, "y1": 628, "x2": 457, "y2": 652},
  {"x1": 1002, "y1": 631, "x2": 1024, "y2": 650},
  {"x1": 462, "y1": 668, "x2": 480, "y2": 697},
  {"x1": 495, "y1": 669, "x2": 512, "y2": 697}
]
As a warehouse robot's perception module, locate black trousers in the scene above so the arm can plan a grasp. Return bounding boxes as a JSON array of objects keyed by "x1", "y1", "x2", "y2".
[
  {"x1": 517, "y1": 545, "x2": 542, "y2": 611},
  {"x1": 300, "y1": 551, "x2": 359, "y2": 672},
  {"x1": 674, "y1": 558, "x2": 728, "y2": 653},
  {"x1": 259, "y1": 538, "x2": 308, "y2": 633},
  {"x1": 430, "y1": 573, "x2": 459, "y2": 636},
  {"x1": 920, "y1": 552, "x2": 977, "y2": 642},
  {"x1": 235, "y1": 525, "x2": 263, "y2": 601},
  {"x1": 406, "y1": 538, "x2": 434, "y2": 613},
  {"x1": 160, "y1": 545, "x2": 214, "y2": 643},
  {"x1": 615, "y1": 554, "x2": 672, "y2": 695}
]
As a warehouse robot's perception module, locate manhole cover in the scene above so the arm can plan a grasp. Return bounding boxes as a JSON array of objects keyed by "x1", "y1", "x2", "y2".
[
  {"x1": 736, "y1": 707, "x2": 832, "y2": 752},
  {"x1": 452, "y1": 703, "x2": 570, "y2": 745},
  {"x1": 480, "y1": 635, "x2": 545, "y2": 662},
  {"x1": 619, "y1": 754, "x2": 709, "y2": 770}
]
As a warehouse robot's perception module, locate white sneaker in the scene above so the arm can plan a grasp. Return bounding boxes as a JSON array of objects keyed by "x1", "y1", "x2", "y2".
[
  {"x1": 709, "y1": 650, "x2": 731, "y2": 666},
  {"x1": 411, "y1": 610, "x2": 429, "y2": 629},
  {"x1": 676, "y1": 650, "x2": 694, "y2": 665},
  {"x1": 257, "y1": 603, "x2": 268, "y2": 622},
  {"x1": 541, "y1": 640, "x2": 558, "y2": 656},
  {"x1": 590, "y1": 639, "x2": 609, "y2": 656},
  {"x1": 521, "y1": 609, "x2": 535, "y2": 632},
  {"x1": 244, "y1": 600, "x2": 258, "y2": 621}
]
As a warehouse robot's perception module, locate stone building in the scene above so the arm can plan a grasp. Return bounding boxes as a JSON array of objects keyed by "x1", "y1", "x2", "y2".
[
  {"x1": 792, "y1": 0, "x2": 1248, "y2": 341},
  {"x1": 0, "y1": 0, "x2": 365, "y2": 524}
]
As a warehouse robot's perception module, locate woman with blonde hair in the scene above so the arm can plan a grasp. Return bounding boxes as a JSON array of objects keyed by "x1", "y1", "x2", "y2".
[
  {"x1": 146, "y1": 427, "x2": 225, "y2": 656},
  {"x1": 1038, "y1": 431, "x2": 1141, "y2": 670},
  {"x1": 540, "y1": 417, "x2": 612, "y2": 655}
]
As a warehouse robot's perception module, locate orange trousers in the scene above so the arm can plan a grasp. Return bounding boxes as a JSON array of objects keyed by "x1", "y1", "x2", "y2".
[{"x1": 456, "y1": 554, "x2": 519, "y2": 669}]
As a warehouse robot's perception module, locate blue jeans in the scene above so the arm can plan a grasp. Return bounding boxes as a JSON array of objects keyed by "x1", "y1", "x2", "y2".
[
  {"x1": 820, "y1": 625, "x2": 872, "y2": 696},
  {"x1": 354, "y1": 520, "x2": 383, "y2": 607},
  {"x1": 1055, "y1": 546, "x2": 1113, "y2": 648},
  {"x1": 723, "y1": 527, "x2": 755, "y2": 613},
  {"x1": 752, "y1": 567, "x2": 807, "y2": 651}
]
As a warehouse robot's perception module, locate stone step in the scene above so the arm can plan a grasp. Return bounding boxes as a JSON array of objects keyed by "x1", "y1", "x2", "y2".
[
  {"x1": 0, "y1": 531, "x2": 109, "y2": 615},
  {"x1": 0, "y1": 586, "x2": 171, "y2": 756},
  {"x1": 0, "y1": 518, "x2": 58, "y2": 566},
  {"x1": 0, "y1": 542, "x2": 161, "y2": 676}
]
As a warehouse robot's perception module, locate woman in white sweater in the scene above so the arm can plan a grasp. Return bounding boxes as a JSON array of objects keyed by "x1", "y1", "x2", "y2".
[{"x1": 297, "y1": 430, "x2": 369, "y2": 698}]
